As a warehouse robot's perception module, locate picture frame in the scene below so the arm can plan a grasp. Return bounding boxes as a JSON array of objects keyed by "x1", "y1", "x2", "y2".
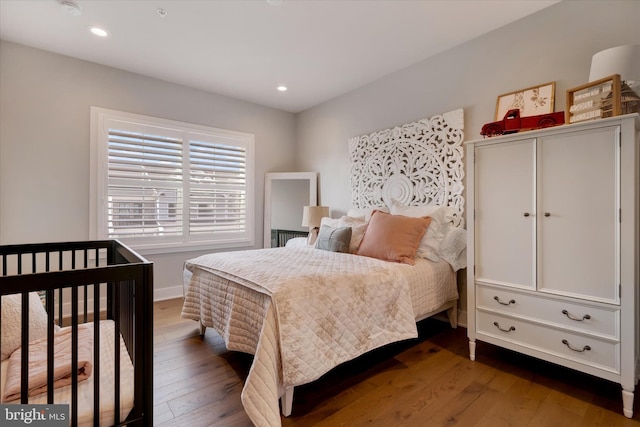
[
  {"x1": 566, "y1": 74, "x2": 622, "y2": 124},
  {"x1": 495, "y1": 81, "x2": 555, "y2": 120}
]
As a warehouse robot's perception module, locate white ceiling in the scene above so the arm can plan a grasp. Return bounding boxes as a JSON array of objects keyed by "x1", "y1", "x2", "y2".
[{"x1": 0, "y1": 0, "x2": 559, "y2": 113}]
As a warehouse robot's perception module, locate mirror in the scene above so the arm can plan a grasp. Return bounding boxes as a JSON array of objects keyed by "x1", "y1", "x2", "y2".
[{"x1": 264, "y1": 172, "x2": 317, "y2": 248}]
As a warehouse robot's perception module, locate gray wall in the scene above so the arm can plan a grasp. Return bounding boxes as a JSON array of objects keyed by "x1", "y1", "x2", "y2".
[
  {"x1": 0, "y1": 40, "x2": 297, "y2": 299},
  {"x1": 294, "y1": 0, "x2": 640, "y2": 316}
]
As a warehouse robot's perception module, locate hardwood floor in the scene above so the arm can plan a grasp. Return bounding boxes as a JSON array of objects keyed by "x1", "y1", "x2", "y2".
[{"x1": 153, "y1": 298, "x2": 640, "y2": 426}]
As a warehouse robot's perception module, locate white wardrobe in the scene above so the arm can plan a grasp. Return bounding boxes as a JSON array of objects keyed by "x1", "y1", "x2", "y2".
[{"x1": 466, "y1": 114, "x2": 639, "y2": 418}]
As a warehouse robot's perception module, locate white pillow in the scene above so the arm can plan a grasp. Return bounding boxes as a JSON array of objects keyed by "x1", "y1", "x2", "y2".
[
  {"x1": 389, "y1": 200, "x2": 455, "y2": 262},
  {"x1": 439, "y1": 227, "x2": 468, "y2": 271},
  {"x1": 338, "y1": 215, "x2": 368, "y2": 253},
  {"x1": 320, "y1": 216, "x2": 341, "y2": 229},
  {"x1": 285, "y1": 237, "x2": 310, "y2": 248},
  {"x1": 1, "y1": 292, "x2": 49, "y2": 360},
  {"x1": 346, "y1": 206, "x2": 389, "y2": 222}
]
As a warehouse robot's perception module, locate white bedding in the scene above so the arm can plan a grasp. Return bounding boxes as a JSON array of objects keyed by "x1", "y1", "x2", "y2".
[
  {"x1": 0, "y1": 320, "x2": 135, "y2": 427},
  {"x1": 182, "y1": 246, "x2": 458, "y2": 427}
]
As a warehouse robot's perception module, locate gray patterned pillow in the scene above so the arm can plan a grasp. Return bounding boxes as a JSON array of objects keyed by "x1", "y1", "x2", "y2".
[{"x1": 315, "y1": 225, "x2": 352, "y2": 253}]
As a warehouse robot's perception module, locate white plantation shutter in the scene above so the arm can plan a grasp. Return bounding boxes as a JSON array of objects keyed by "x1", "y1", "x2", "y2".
[
  {"x1": 189, "y1": 139, "x2": 247, "y2": 234},
  {"x1": 108, "y1": 129, "x2": 184, "y2": 238},
  {"x1": 91, "y1": 108, "x2": 255, "y2": 252}
]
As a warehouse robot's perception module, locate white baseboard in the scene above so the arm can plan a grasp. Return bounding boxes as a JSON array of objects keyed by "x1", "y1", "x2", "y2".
[
  {"x1": 154, "y1": 285, "x2": 184, "y2": 302},
  {"x1": 57, "y1": 285, "x2": 183, "y2": 317}
]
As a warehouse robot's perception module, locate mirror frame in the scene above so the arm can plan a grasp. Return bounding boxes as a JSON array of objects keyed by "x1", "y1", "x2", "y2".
[{"x1": 264, "y1": 172, "x2": 318, "y2": 248}]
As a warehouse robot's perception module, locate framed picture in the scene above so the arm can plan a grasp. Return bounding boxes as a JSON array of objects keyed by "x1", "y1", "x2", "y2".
[
  {"x1": 566, "y1": 74, "x2": 622, "y2": 124},
  {"x1": 495, "y1": 82, "x2": 555, "y2": 120}
]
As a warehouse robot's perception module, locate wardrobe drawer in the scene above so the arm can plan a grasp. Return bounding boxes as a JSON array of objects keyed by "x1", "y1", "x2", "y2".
[
  {"x1": 476, "y1": 311, "x2": 620, "y2": 373},
  {"x1": 476, "y1": 285, "x2": 619, "y2": 339}
]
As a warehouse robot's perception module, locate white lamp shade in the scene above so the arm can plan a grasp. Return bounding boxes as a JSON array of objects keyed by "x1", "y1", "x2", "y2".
[
  {"x1": 301, "y1": 206, "x2": 329, "y2": 228},
  {"x1": 589, "y1": 44, "x2": 640, "y2": 82}
]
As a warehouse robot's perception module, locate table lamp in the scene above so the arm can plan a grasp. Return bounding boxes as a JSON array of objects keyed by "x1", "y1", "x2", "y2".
[{"x1": 301, "y1": 205, "x2": 329, "y2": 245}]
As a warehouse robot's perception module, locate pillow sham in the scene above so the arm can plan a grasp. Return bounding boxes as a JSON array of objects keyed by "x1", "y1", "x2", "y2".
[
  {"x1": 337, "y1": 215, "x2": 368, "y2": 253},
  {"x1": 356, "y1": 210, "x2": 431, "y2": 265},
  {"x1": 440, "y1": 226, "x2": 468, "y2": 271},
  {"x1": 285, "y1": 237, "x2": 310, "y2": 248},
  {"x1": 320, "y1": 216, "x2": 341, "y2": 229},
  {"x1": 1, "y1": 292, "x2": 49, "y2": 360},
  {"x1": 346, "y1": 206, "x2": 389, "y2": 222},
  {"x1": 315, "y1": 225, "x2": 352, "y2": 253},
  {"x1": 390, "y1": 200, "x2": 455, "y2": 262}
]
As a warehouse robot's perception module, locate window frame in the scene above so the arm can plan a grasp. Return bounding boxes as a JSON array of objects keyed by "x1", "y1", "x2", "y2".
[{"x1": 90, "y1": 107, "x2": 255, "y2": 254}]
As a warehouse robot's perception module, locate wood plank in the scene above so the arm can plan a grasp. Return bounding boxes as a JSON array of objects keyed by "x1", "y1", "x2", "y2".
[
  {"x1": 153, "y1": 298, "x2": 640, "y2": 426},
  {"x1": 153, "y1": 402, "x2": 174, "y2": 425},
  {"x1": 167, "y1": 377, "x2": 245, "y2": 418},
  {"x1": 154, "y1": 353, "x2": 247, "y2": 394},
  {"x1": 306, "y1": 348, "x2": 462, "y2": 426},
  {"x1": 430, "y1": 381, "x2": 503, "y2": 426}
]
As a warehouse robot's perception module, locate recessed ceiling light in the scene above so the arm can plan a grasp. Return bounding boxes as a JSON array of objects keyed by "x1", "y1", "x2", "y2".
[
  {"x1": 89, "y1": 27, "x2": 109, "y2": 37},
  {"x1": 266, "y1": 0, "x2": 283, "y2": 5},
  {"x1": 277, "y1": 85, "x2": 288, "y2": 92}
]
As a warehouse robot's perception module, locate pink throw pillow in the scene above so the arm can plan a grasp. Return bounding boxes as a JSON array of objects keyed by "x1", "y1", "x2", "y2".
[{"x1": 356, "y1": 210, "x2": 431, "y2": 265}]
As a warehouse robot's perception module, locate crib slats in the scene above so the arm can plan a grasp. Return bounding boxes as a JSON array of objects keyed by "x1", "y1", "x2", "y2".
[
  {"x1": 93, "y1": 248, "x2": 101, "y2": 427},
  {"x1": 113, "y1": 282, "x2": 121, "y2": 425},
  {"x1": 84, "y1": 249, "x2": 89, "y2": 323},
  {"x1": 20, "y1": 293, "x2": 29, "y2": 405},
  {"x1": 46, "y1": 288, "x2": 55, "y2": 404},
  {"x1": 93, "y1": 282, "x2": 101, "y2": 427},
  {"x1": 93, "y1": 251, "x2": 101, "y2": 427},
  {"x1": 58, "y1": 251, "x2": 63, "y2": 322},
  {"x1": 71, "y1": 285, "x2": 79, "y2": 426}
]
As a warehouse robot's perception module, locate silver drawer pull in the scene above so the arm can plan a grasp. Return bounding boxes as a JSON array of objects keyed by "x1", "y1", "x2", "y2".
[
  {"x1": 493, "y1": 296, "x2": 516, "y2": 306},
  {"x1": 493, "y1": 321, "x2": 515, "y2": 332},
  {"x1": 562, "y1": 339, "x2": 591, "y2": 352},
  {"x1": 562, "y1": 309, "x2": 591, "y2": 321}
]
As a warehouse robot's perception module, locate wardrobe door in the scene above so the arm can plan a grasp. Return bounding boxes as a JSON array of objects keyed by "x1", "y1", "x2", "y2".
[
  {"x1": 475, "y1": 139, "x2": 535, "y2": 290},
  {"x1": 537, "y1": 127, "x2": 619, "y2": 303}
]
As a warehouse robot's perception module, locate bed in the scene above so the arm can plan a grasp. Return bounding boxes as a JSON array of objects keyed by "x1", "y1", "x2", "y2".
[
  {"x1": 270, "y1": 229, "x2": 308, "y2": 247},
  {"x1": 0, "y1": 240, "x2": 153, "y2": 426},
  {"x1": 182, "y1": 108, "x2": 466, "y2": 427}
]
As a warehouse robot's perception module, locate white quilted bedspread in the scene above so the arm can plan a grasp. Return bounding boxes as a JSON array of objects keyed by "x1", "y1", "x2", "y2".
[{"x1": 182, "y1": 246, "x2": 452, "y2": 427}]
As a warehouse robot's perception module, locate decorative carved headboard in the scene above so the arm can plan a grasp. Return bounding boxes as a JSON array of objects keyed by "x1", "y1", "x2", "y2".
[{"x1": 348, "y1": 109, "x2": 465, "y2": 226}]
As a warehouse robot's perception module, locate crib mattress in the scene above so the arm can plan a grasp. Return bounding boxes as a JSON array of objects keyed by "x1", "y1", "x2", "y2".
[{"x1": 0, "y1": 320, "x2": 135, "y2": 427}]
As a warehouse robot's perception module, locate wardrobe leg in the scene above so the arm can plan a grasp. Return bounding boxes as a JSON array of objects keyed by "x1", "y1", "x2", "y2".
[{"x1": 622, "y1": 387, "x2": 634, "y2": 418}]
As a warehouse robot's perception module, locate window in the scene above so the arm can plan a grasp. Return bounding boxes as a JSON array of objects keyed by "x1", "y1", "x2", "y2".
[{"x1": 90, "y1": 107, "x2": 255, "y2": 253}]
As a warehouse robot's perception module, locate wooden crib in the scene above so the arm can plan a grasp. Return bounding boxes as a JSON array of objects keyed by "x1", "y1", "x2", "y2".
[{"x1": 0, "y1": 240, "x2": 153, "y2": 426}]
